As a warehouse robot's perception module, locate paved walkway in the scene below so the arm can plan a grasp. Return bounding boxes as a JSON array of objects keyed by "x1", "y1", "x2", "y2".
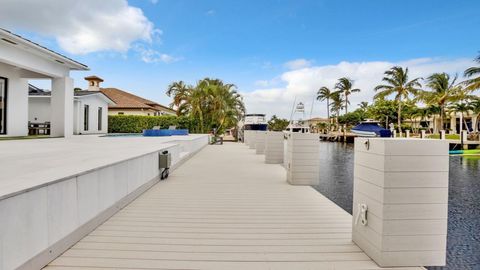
[{"x1": 46, "y1": 143, "x2": 421, "y2": 270}]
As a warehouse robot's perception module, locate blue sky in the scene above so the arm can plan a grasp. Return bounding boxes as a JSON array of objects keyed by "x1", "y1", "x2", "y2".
[{"x1": 2, "y1": 0, "x2": 479, "y2": 117}]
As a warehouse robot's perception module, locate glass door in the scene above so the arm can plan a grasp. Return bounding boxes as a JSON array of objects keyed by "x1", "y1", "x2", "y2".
[{"x1": 0, "y1": 77, "x2": 6, "y2": 134}]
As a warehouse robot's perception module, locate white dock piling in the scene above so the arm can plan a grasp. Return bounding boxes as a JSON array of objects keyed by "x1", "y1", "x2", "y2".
[
  {"x1": 352, "y1": 138, "x2": 449, "y2": 267},
  {"x1": 255, "y1": 131, "x2": 267, "y2": 154},
  {"x1": 248, "y1": 131, "x2": 257, "y2": 149},
  {"x1": 264, "y1": 131, "x2": 284, "y2": 164},
  {"x1": 243, "y1": 130, "x2": 251, "y2": 145},
  {"x1": 285, "y1": 132, "x2": 320, "y2": 185}
]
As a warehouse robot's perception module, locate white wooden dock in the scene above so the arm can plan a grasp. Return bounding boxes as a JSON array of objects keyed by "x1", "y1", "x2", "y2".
[{"x1": 45, "y1": 143, "x2": 423, "y2": 270}]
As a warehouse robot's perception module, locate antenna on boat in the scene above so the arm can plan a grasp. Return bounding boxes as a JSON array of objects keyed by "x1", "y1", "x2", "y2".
[
  {"x1": 289, "y1": 96, "x2": 297, "y2": 124},
  {"x1": 309, "y1": 92, "x2": 316, "y2": 120}
]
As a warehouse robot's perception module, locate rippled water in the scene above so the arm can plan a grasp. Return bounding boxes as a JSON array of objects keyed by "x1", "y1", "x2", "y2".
[{"x1": 312, "y1": 142, "x2": 480, "y2": 270}]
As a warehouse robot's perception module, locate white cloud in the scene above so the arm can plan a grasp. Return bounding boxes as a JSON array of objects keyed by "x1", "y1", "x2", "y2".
[
  {"x1": 242, "y1": 58, "x2": 474, "y2": 119},
  {"x1": 205, "y1": 10, "x2": 216, "y2": 16},
  {"x1": 134, "y1": 44, "x2": 180, "y2": 64},
  {"x1": 284, "y1": 58, "x2": 313, "y2": 70},
  {"x1": 0, "y1": 0, "x2": 159, "y2": 54}
]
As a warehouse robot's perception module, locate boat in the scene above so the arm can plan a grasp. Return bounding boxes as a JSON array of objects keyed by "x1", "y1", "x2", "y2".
[
  {"x1": 243, "y1": 113, "x2": 268, "y2": 131},
  {"x1": 285, "y1": 101, "x2": 310, "y2": 133},
  {"x1": 449, "y1": 149, "x2": 480, "y2": 155},
  {"x1": 351, "y1": 121, "x2": 391, "y2": 137},
  {"x1": 285, "y1": 122, "x2": 310, "y2": 133}
]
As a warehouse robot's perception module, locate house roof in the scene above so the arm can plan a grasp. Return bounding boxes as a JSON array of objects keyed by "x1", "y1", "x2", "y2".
[
  {"x1": 28, "y1": 84, "x2": 115, "y2": 104},
  {"x1": 84, "y1": 75, "x2": 104, "y2": 82},
  {"x1": 100, "y1": 88, "x2": 176, "y2": 113},
  {"x1": 0, "y1": 28, "x2": 88, "y2": 70}
]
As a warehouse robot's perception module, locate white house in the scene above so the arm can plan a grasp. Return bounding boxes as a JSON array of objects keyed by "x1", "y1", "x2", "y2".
[
  {"x1": 29, "y1": 84, "x2": 115, "y2": 134},
  {"x1": 0, "y1": 28, "x2": 88, "y2": 137}
]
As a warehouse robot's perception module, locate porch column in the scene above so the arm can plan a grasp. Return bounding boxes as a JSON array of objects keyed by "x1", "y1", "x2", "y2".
[
  {"x1": 473, "y1": 115, "x2": 478, "y2": 132},
  {"x1": 51, "y1": 76, "x2": 73, "y2": 137},
  {"x1": 450, "y1": 116, "x2": 456, "y2": 134}
]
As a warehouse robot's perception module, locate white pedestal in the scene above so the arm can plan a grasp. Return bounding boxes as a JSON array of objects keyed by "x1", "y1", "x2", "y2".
[
  {"x1": 255, "y1": 131, "x2": 267, "y2": 154},
  {"x1": 285, "y1": 133, "x2": 320, "y2": 185},
  {"x1": 243, "y1": 130, "x2": 251, "y2": 145},
  {"x1": 406, "y1": 130, "x2": 410, "y2": 138},
  {"x1": 440, "y1": 130, "x2": 446, "y2": 140},
  {"x1": 265, "y1": 131, "x2": 284, "y2": 164},
  {"x1": 352, "y1": 138, "x2": 449, "y2": 267},
  {"x1": 421, "y1": 130, "x2": 426, "y2": 139},
  {"x1": 248, "y1": 131, "x2": 257, "y2": 149}
]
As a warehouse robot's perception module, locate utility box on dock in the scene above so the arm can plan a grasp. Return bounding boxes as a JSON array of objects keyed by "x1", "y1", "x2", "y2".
[
  {"x1": 285, "y1": 132, "x2": 320, "y2": 185},
  {"x1": 265, "y1": 131, "x2": 284, "y2": 164},
  {"x1": 352, "y1": 138, "x2": 449, "y2": 267},
  {"x1": 255, "y1": 131, "x2": 267, "y2": 154}
]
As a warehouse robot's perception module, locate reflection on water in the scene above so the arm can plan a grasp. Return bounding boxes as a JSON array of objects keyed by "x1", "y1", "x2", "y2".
[{"x1": 312, "y1": 142, "x2": 480, "y2": 270}]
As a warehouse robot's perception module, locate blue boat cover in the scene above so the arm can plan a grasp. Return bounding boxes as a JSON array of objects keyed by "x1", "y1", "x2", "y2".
[{"x1": 352, "y1": 123, "x2": 391, "y2": 137}]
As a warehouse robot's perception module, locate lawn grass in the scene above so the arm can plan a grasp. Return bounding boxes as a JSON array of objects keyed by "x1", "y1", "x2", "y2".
[
  {"x1": 427, "y1": 134, "x2": 460, "y2": 140},
  {"x1": 0, "y1": 135, "x2": 54, "y2": 141}
]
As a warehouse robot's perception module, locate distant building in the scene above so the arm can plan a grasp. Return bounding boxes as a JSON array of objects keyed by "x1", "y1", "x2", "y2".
[
  {"x1": 28, "y1": 84, "x2": 115, "y2": 134},
  {"x1": 83, "y1": 76, "x2": 176, "y2": 116}
]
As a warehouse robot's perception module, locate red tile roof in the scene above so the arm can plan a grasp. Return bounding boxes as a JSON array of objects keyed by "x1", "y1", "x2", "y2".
[{"x1": 100, "y1": 88, "x2": 176, "y2": 113}]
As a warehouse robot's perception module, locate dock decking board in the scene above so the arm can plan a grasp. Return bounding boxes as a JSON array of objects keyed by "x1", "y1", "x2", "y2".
[{"x1": 45, "y1": 143, "x2": 423, "y2": 270}]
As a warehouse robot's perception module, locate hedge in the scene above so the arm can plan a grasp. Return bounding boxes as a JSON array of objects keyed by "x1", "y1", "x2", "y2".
[{"x1": 108, "y1": 115, "x2": 194, "y2": 133}]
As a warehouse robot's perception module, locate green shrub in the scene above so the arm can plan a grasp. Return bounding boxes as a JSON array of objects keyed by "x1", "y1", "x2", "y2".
[{"x1": 108, "y1": 115, "x2": 194, "y2": 133}]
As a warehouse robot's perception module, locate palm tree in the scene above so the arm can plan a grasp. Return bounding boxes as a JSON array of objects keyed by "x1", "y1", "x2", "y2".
[
  {"x1": 469, "y1": 98, "x2": 480, "y2": 132},
  {"x1": 464, "y1": 53, "x2": 480, "y2": 91},
  {"x1": 166, "y1": 78, "x2": 245, "y2": 134},
  {"x1": 335, "y1": 77, "x2": 360, "y2": 115},
  {"x1": 449, "y1": 102, "x2": 472, "y2": 133},
  {"x1": 358, "y1": 101, "x2": 369, "y2": 111},
  {"x1": 317, "y1": 87, "x2": 333, "y2": 129},
  {"x1": 419, "y1": 73, "x2": 460, "y2": 131},
  {"x1": 374, "y1": 66, "x2": 422, "y2": 133},
  {"x1": 330, "y1": 91, "x2": 344, "y2": 128}
]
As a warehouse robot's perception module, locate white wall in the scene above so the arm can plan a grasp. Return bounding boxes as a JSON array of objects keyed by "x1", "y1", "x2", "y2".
[
  {"x1": 29, "y1": 94, "x2": 110, "y2": 135},
  {"x1": 28, "y1": 97, "x2": 51, "y2": 123},
  {"x1": 0, "y1": 62, "x2": 28, "y2": 136},
  {"x1": 0, "y1": 135, "x2": 209, "y2": 270},
  {"x1": 76, "y1": 95, "x2": 109, "y2": 134}
]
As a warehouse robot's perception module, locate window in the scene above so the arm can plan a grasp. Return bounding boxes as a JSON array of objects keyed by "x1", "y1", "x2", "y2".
[
  {"x1": 98, "y1": 107, "x2": 102, "y2": 131},
  {"x1": 0, "y1": 77, "x2": 7, "y2": 134},
  {"x1": 84, "y1": 105, "x2": 89, "y2": 131}
]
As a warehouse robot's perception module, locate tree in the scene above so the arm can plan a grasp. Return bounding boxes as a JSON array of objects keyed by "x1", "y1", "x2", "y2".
[
  {"x1": 419, "y1": 73, "x2": 460, "y2": 131},
  {"x1": 335, "y1": 77, "x2": 360, "y2": 115},
  {"x1": 469, "y1": 98, "x2": 480, "y2": 132},
  {"x1": 464, "y1": 53, "x2": 480, "y2": 91},
  {"x1": 358, "y1": 101, "x2": 369, "y2": 111},
  {"x1": 449, "y1": 102, "x2": 472, "y2": 133},
  {"x1": 366, "y1": 99, "x2": 398, "y2": 128},
  {"x1": 166, "y1": 78, "x2": 245, "y2": 134},
  {"x1": 317, "y1": 86, "x2": 333, "y2": 129},
  {"x1": 267, "y1": 115, "x2": 289, "y2": 131},
  {"x1": 330, "y1": 91, "x2": 344, "y2": 127},
  {"x1": 338, "y1": 109, "x2": 366, "y2": 126},
  {"x1": 374, "y1": 66, "x2": 422, "y2": 133}
]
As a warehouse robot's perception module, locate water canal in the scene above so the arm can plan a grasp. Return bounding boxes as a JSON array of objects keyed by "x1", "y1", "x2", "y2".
[{"x1": 313, "y1": 142, "x2": 480, "y2": 270}]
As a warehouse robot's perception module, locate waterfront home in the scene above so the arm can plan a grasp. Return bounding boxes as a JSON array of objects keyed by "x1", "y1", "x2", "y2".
[
  {"x1": 0, "y1": 28, "x2": 89, "y2": 137},
  {"x1": 85, "y1": 75, "x2": 176, "y2": 116},
  {"x1": 28, "y1": 84, "x2": 115, "y2": 135}
]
